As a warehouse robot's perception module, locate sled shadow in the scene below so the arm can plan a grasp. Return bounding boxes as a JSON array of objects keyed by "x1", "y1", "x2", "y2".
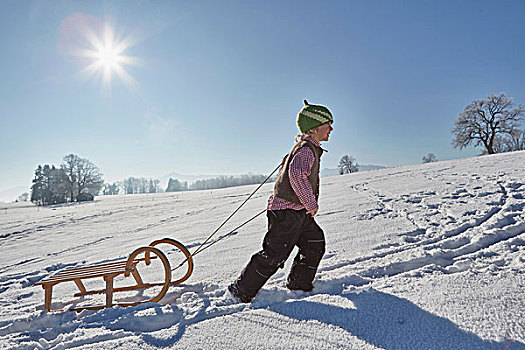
[
  {"x1": 268, "y1": 288, "x2": 525, "y2": 350},
  {"x1": 140, "y1": 286, "x2": 248, "y2": 347}
]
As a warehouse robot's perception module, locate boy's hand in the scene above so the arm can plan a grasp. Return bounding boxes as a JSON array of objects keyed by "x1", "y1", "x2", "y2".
[{"x1": 306, "y1": 208, "x2": 318, "y2": 217}]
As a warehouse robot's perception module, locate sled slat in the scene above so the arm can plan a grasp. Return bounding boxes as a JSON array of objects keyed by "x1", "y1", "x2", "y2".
[{"x1": 34, "y1": 257, "x2": 157, "y2": 284}]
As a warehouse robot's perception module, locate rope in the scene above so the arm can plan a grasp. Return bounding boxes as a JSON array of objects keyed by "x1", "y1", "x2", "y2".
[
  {"x1": 172, "y1": 163, "x2": 281, "y2": 271},
  {"x1": 189, "y1": 208, "x2": 266, "y2": 257}
]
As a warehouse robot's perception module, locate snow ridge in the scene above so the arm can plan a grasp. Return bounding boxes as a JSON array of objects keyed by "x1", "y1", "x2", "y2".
[{"x1": 1, "y1": 151, "x2": 524, "y2": 349}]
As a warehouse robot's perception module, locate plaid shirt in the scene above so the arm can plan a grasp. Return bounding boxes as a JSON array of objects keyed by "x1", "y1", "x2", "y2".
[{"x1": 267, "y1": 136, "x2": 320, "y2": 212}]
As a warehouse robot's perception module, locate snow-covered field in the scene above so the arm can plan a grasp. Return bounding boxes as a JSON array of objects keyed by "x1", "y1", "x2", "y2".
[{"x1": 1, "y1": 151, "x2": 524, "y2": 349}]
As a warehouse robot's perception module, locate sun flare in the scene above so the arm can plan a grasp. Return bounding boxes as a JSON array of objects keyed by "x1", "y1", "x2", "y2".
[{"x1": 74, "y1": 22, "x2": 139, "y2": 92}]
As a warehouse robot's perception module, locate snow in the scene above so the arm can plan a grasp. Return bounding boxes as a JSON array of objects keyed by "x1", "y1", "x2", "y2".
[{"x1": 1, "y1": 151, "x2": 524, "y2": 349}]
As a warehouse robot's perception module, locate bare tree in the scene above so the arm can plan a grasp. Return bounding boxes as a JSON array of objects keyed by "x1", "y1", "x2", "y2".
[
  {"x1": 504, "y1": 128, "x2": 525, "y2": 152},
  {"x1": 17, "y1": 192, "x2": 29, "y2": 202},
  {"x1": 422, "y1": 153, "x2": 437, "y2": 163},
  {"x1": 62, "y1": 154, "x2": 78, "y2": 201},
  {"x1": 61, "y1": 154, "x2": 104, "y2": 201},
  {"x1": 338, "y1": 155, "x2": 359, "y2": 174},
  {"x1": 452, "y1": 93, "x2": 524, "y2": 154}
]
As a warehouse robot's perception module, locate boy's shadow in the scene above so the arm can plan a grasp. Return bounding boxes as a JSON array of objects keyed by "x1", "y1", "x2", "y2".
[{"x1": 268, "y1": 288, "x2": 524, "y2": 350}]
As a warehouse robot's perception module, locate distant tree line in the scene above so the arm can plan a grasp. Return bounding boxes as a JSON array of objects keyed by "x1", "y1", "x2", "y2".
[
  {"x1": 103, "y1": 177, "x2": 162, "y2": 195},
  {"x1": 166, "y1": 174, "x2": 268, "y2": 192},
  {"x1": 31, "y1": 154, "x2": 104, "y2": 205},
  {"x1": 101, "y1": 173, "x2": 269, "y2": 195}
]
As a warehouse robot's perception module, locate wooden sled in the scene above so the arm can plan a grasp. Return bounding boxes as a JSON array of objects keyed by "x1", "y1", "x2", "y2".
[{"x1": 34, "y1": 238, "x2": 193, "y2": 312}]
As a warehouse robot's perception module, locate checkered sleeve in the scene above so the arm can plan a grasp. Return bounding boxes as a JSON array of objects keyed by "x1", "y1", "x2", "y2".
[{"x1": 289, "y1": 146, "x2": 318, "y2": 212}]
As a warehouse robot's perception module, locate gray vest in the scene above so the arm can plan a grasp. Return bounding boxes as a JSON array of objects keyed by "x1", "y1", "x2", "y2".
[{"x1": 273, "y1": 140, "x2": 324, "y2": 205}]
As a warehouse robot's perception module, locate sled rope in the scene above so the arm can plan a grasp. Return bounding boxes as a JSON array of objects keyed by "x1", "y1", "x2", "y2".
[
  {"x1": 189, "y1": 208, "x2": 267, "y2": 257},
  {"x1": 172, "y1": 163, "x2": 282, "y2": 271}
]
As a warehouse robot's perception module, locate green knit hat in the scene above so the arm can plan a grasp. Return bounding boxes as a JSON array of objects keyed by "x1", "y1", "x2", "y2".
[{"x1": 296, "y1": 99, "x2": 333, "y2": 134}]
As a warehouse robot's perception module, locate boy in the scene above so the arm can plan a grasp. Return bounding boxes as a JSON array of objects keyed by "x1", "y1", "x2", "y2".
[{"x1": 229, "y1": 99, "x2": 334, "y2": 302}]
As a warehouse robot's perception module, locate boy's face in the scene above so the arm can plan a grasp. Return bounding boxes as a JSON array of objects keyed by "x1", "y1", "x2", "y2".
[{"x1": 316, "y1": 122, "x2": 333, "y2": 142}]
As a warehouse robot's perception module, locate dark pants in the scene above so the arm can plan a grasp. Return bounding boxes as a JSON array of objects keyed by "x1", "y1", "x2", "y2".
[{"x1": 234, "y1": 209, "x2": 325, "y2": 299}]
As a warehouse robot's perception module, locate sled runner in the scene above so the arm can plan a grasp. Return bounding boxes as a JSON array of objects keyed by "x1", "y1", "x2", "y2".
[{"x1": 34, "y1": 238, "x2": 193, "y2": 312}]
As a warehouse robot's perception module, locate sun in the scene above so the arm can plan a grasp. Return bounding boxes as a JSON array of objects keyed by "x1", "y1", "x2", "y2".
[
  {"x1": 75, "y1": 23, "x2": 139, "y2": 92},
  {"x1": 91, "y1": 41, "x2": 127, "y2": 88},
  {"x1": 97, "y1": 46, "x2": 120, "y2": 70}
]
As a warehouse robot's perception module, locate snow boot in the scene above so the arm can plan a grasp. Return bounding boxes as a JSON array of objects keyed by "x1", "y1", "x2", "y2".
[
  {"x1": 285, "y1": 281, "x2": 313, "y2": 292},
  {"x1": 228, "y1": 283, "x2": 252, "y2": 303}
]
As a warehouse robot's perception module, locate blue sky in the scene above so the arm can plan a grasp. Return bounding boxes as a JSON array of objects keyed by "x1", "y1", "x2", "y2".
[{"x1": 1, "y1": 0, "x2": 524, "y2": 194}]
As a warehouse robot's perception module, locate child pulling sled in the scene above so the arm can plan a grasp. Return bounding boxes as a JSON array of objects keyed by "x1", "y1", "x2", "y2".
[{"x1": 229, "y1": 99, "x2": 334, "y2": 302}]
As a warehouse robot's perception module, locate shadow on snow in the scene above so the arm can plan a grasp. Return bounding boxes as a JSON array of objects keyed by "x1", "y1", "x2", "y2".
[{"x1": 267, "y1": 288, "x2": 524, "y2": 350}]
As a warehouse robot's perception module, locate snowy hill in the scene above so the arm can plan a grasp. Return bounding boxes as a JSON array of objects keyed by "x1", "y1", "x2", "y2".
[{"x1": 1, "y1": 151, "x2": 524, "y2": 349}]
